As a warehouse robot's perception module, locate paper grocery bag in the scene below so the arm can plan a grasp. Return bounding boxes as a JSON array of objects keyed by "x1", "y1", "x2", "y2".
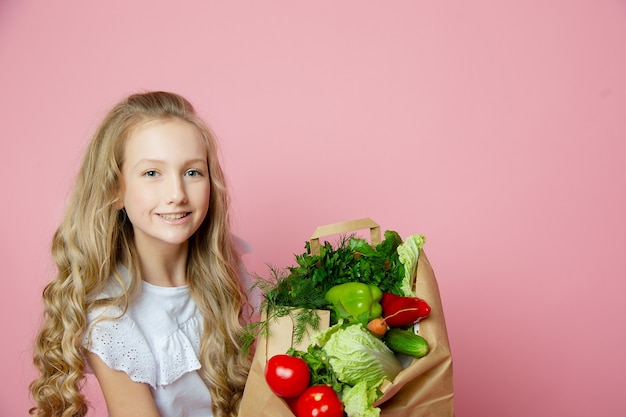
[{"x1": 239, "y1": 219, "x2": 454, "y2": 416}]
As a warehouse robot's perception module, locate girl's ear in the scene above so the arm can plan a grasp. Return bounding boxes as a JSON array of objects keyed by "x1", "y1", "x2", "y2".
[{"x1": 114, "y1": 183, "x2": 125, "y2": 210}]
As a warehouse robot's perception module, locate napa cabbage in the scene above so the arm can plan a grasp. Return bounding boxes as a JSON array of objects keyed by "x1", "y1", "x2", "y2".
[
  {"x1": 397, "y1": 234, "x2": 426, "y2": 296},
  {"x1": 312, "y1": 323, "x2": 402, "y2": 389},
  {"x1": 342, "y1": 380, "x2": 381, "y2": 417}
]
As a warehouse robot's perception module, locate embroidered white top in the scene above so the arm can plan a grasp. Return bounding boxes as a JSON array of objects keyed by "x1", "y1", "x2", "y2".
[{"x1": 84, "y1": 266, "x2": 212, "y2": 417}]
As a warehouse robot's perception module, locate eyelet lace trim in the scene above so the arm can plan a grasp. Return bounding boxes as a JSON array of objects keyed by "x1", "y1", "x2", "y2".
[{"x1": 84, "y1": 307, "x2": 202, "y2": 388}]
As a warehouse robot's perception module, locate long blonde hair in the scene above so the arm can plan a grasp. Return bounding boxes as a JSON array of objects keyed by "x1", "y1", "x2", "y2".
[{"x1": 30, "y1": 91, "x2": 251, "y2": 417}]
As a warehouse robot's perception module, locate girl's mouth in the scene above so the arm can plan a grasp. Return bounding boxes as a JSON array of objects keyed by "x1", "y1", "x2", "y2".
[{"x1": 159, "y1": 212, "x2": 190, "y2": 220}]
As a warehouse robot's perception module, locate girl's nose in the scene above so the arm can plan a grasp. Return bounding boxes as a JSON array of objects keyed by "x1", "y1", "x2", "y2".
[{"x1": 166, "y1": 177, "x2": 188, "y2": 204}]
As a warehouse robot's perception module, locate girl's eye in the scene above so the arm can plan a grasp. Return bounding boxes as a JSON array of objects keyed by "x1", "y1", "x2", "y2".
[
  {"x1": 143, "y1": 170, "x2": 158, "y2": 177},
  {"x1": 185, "y1": 169, "x2": 201, "y2": 177}
]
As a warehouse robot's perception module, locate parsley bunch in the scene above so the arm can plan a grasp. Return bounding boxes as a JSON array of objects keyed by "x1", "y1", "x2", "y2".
[{"x1": 287, "y1": 345, "x2": 346, "y2": 395}]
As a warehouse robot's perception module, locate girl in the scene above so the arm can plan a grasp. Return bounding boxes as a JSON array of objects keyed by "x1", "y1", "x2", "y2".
[{"x1": 29, "y1": 91, "x2": 252, "y2": 417}]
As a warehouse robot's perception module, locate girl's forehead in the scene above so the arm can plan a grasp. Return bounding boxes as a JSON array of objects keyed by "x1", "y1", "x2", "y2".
[{"x1": 123, "y1": 118, "x2": 208, "y2": 161}]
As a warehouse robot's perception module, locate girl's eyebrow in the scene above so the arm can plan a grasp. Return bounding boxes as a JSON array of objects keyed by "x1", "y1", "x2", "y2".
[{"x1": 133, "y1": 158, "x2": 208, "y2": 167}]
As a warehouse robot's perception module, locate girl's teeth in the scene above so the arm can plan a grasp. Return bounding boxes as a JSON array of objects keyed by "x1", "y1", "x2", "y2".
[{"x1": 161, "y1": 213, "x2": 187, "y2": 220}]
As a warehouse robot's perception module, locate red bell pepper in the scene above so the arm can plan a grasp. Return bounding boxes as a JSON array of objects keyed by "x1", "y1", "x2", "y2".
[{"x1": 381, "y1": 292, "x2": 431, "y2": 328}]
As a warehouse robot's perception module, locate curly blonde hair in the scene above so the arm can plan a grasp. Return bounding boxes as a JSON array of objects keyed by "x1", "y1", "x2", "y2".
[{"x1": 30, "y1": 91, "x2": 252, "y2": 417}]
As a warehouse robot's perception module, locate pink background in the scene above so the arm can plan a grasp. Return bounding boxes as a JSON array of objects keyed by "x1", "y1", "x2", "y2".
[{"x1": 2, "y1": 1, "x2": 625, "y2": 416}]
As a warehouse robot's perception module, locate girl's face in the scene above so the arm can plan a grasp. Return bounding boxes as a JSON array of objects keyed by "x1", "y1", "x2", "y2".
[{"x1": 119, "y1": 119, "x2": 211, "y2": 252}]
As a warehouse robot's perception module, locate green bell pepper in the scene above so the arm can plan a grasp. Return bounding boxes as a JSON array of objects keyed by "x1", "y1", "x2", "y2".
[{"x1": 324, "y1": 282, "x2": 383, "y2": 320}]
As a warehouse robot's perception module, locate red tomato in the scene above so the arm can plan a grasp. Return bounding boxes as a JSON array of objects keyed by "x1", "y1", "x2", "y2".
[
  {"x1": 264, "y1": 354, "x2": 311, "y2": 398},
  {"x1": 295, "y1": 385, "x2": 344, "y2": 417}
]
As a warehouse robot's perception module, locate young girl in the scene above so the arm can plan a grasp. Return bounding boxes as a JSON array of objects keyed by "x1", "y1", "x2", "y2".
[{"x1": 29, "y1": 91, "x2": 252, "y2": 417}]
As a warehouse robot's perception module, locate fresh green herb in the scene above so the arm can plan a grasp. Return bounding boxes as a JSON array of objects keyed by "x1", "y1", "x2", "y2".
[
  {"x1": 287, "y1": 345, "x2": 347, "y2": 395},
  {"x1": 281, "y1": 230, "x2": 406, "y2": 296}
]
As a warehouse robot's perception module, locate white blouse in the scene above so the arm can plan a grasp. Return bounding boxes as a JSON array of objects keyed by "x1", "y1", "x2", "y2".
[{"x1": 84, "y1": 267, "x2": 213, "y2": 417}]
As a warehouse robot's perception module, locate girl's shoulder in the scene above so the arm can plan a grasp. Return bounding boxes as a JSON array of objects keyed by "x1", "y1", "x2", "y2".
[{"x1": 84, "y1": 266, "x2": 203, "y2": 387}]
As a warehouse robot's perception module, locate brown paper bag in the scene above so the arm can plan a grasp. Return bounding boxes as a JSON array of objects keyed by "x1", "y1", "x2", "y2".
[{"x1": 239, "y1": 219, "x2": 454, "y2": 416}]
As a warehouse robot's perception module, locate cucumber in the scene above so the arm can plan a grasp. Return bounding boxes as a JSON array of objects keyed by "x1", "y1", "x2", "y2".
[{"x1": 384, "y1": 328, "x2": 429, "y2": 358}]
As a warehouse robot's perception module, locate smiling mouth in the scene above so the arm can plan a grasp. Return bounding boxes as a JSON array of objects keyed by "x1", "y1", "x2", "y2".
[{"x1": 159, "y1": 213, "x2": 190, "y2": 220}]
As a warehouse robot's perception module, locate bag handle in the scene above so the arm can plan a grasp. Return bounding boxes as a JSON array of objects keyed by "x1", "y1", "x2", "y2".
[{"x1": 309, "y1": 218, "x2": 381, "y2": 256}]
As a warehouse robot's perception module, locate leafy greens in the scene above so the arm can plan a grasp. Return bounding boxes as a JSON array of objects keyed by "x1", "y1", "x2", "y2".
[{"x1": 243, "y1": 230, "x2": 412, "y2": 350}]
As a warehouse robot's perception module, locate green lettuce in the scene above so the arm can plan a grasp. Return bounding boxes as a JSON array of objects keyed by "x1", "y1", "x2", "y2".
[
  {"x1": 396, "y1": 234, "x2": 426, "y2": 296},
  {"x1": 342, "y1": 380, "x2": 381, "y2": 417},
  {"x1": 312, "y1": 323, "x2": 402, "y2": 388}
]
